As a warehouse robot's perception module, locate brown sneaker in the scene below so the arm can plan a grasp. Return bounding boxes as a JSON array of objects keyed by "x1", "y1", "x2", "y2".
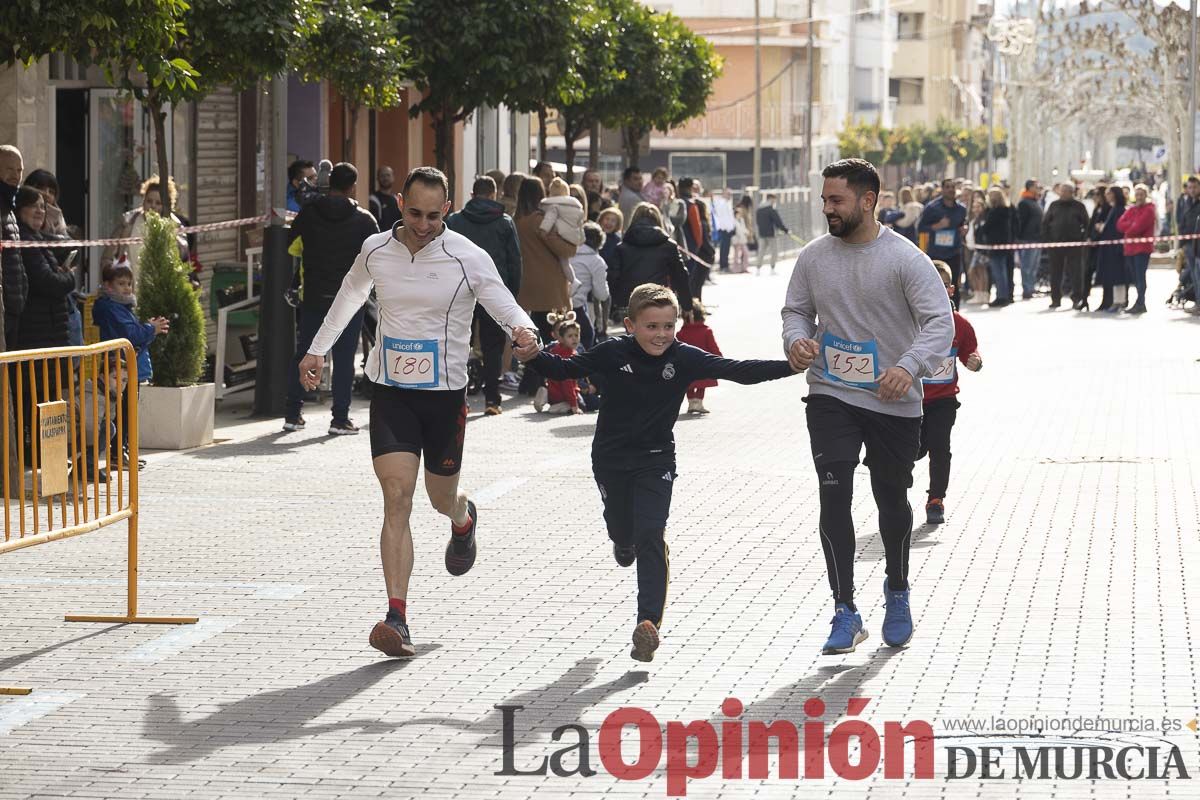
[
  {"x1": 630, "y1": 620, "x2": 660, "y2": 662},
  {"x1": 369, "y1": 614, "x2": 416, "y2": 658}
]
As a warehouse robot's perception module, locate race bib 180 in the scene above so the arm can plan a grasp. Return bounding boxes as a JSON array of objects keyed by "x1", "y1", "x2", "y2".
[
  {"x1": 923, "y1": 347, "x2": 958, "y2": 385},
  {"x1": 382, "y1": 337, "x2": 440, "y2": 389},
  {"x1": 933, "y1": 229, "x2": 957, "y2": 249},
  {"x1": 822, "y1": 332, "x2": 879, "y2": 389}
]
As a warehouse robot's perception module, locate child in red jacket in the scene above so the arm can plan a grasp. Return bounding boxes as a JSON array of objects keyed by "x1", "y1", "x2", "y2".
[
  {"x1": 676, "y1": 302, "x2": 722, "y2": 414},
  {"x1": 920, "y1": 261, "x2": 983, "y2": 525},
  {"x1": 534, "y1": 311, "x2": 584, "y2": 414}
]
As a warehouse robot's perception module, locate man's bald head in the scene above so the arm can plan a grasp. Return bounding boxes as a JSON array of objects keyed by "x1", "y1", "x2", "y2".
[{"x1": 0, "y1": 145, "x2": 23, "y2": 187}]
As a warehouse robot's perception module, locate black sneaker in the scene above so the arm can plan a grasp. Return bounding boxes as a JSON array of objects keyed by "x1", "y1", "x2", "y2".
[
  {"x1": 282, "y1": 415, "x2": 306, "y2": 432},
  {"x1": 926, "y1": 498, "x2": 945, "y2": 525},
  {"x1": 613, "y1": 543, "x2": 636, "y2": 567},
  {"x1": 445, "y1": 500, "x2": 477, "y2": 575},
  {"x1": 369, "y1": 612, "x2": 416, "y2": 658},
  {"x1": 328, "y1": 419, "x2": 360, "y2": 435}
]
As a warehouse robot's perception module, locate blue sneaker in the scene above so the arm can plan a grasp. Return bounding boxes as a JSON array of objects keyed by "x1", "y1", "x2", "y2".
[
  {"x1": 881, "y1": 579, "x2": 913, "y2": 647},
  {"x1": 822, "y1": 603, "x2": 868, "y2": 655}
]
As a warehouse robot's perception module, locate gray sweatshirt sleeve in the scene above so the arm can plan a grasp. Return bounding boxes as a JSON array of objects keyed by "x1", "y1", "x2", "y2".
[
  {"x1": 780, "y1": 253, "x2": 817, "y2": 353},
  {"x1": 895, "y1": 252, "x2": 955, "y2": 380}
]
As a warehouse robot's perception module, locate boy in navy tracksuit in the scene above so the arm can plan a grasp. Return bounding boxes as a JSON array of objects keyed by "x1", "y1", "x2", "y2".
[{"x1": 519, "y1": 283, "x2": 798, "y2": 662}]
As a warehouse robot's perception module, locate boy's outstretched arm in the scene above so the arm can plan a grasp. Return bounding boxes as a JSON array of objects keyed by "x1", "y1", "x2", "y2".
[
  {"x1": 688, "y1": 349, "x2": 798, "y2": 384},
  {"x1": 519, "y1": 339, "x2": 611, "y2": 380}
]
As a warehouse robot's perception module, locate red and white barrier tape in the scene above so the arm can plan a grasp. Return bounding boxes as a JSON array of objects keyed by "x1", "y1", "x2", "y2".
[
  {"x1": 0, "y1": 211, "x2": 294, "y2": 250},
  {"x1": 971, "y1": 232, "x2": 1200, "y2": 251}
]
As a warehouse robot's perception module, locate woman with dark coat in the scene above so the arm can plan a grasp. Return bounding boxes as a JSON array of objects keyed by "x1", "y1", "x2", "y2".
[
  {"x1": 13, "y1": 186, "x2": 74, "y2": 349},
  {"x1": 607, "y1": 202, "x2": 694, "y2": 313},
  {"x1": 979, "y1": 187, "x2": 1017, "y2": 306},
  {"x1": 1094, "y1": 186, "x2": 1128, "y2": 312},
  {"x1": 1085, "y1": 186, "x2": 1111, "y2": 307}
]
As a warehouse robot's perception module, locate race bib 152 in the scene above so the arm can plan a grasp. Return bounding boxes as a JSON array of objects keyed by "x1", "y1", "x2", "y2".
[
  {"x1": 821, "y1": 332, "x2": 879, "y2": 389},
  {"x1": 382, "y1": 337, "x2": 440, "y2": 389}
]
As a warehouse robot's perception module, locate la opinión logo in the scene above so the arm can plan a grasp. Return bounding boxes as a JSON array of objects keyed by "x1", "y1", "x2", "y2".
[{"x1": 495, "y1": 697, "x2": 1194, "y2": 795}]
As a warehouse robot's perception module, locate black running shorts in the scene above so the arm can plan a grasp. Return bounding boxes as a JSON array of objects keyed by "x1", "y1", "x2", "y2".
[
  {"x1": 803, "y1": 394, "x2": 921, "y2": 487},
  {"x1": 369, "y1": 385, "x2": 468, "y2": 475}
]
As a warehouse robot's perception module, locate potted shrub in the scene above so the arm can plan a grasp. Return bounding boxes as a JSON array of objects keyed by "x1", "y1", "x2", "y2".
[{"x1": 136, "y1": 212, "x2": 214, "y2": 449}]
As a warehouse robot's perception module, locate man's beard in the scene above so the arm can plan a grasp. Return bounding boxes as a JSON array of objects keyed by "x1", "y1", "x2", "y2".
[{"x1": 826, "y1": 207, "x2": 865, "y2": 238}]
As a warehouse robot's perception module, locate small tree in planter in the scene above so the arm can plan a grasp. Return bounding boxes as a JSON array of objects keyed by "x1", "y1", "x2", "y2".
[
  {"x1": 135, "y1": 212, "x2": 213, "y2": 449},
  {"x1": 138, "y1": 212, "x2": 206, "y2": 386}
]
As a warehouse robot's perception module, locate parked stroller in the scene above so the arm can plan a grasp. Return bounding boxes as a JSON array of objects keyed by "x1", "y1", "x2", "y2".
[{"x1": 1166, "y1": 248, "x2": 1197, "y2": 310}]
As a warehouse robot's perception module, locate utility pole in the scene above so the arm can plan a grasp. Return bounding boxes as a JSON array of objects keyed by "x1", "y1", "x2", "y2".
[
  {"x1": 754, "y1": 0, "x2": 762, "y2": 188},
  {"x1": 1188, "y1": 0, "x2": 1197, "y2": 177},
  {"x1": 804, "y1": 0, "x2": 815, "y2": 239},
  {"x1": 985, "y1": 34, "x2": 996, "y2": 181},
  {"x1": 254, "y1": 75, "x2": 293, "y2": 417}
]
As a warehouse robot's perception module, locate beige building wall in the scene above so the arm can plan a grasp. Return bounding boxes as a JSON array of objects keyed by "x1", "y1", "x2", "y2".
[
  {"x1": 0, "y1": 61, "x2": 52, "y2": 169},
  {"x1": 891, "y1": 0, "x2": 976, "y2": 127}
]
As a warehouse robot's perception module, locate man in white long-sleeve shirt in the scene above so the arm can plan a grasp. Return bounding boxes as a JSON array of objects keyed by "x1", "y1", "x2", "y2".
[
  {"x1": 780, "y1": 158, "x2": 953, "y2": 657},
  {"x1": 299, "y1": 167, "x2": 538, "y2": 658}
]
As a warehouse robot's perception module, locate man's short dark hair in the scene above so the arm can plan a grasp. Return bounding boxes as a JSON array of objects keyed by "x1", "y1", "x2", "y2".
[
  {"x1": 583, "y1": 221, "x2": 605, "y2": 251},
  {"x1": 622, "y1": 166, "x2": 642, "y2": 181},
  {"x1": 678, "y1": 177, "x2": 696, "y2": 195},
  {"x1": 329, "y1": 162, "x2": 357, "y2": 192},
  {"x1": 822, "y1": 158, "x2": 881, "y2": 204},
  {"x1": 1024, "y1": 179, "x2": 1038, "y2": 191},
  {"x1": 472, "y1": 175, "x2": 497, "y2": 197},
  {"x1": 1188, "y1": 175, "x2": 1200, "y2": 185},
  {"x1": 403, "y1": 166, "x2": 449, "y2": 198},
  {"x1": 288, "y1": 159, "x2": 314, "y2": 183}
]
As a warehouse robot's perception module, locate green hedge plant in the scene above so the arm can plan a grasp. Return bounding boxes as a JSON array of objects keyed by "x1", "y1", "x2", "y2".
[{"x1": 137, "y1": 212, "x2": 206, "y2": 387}]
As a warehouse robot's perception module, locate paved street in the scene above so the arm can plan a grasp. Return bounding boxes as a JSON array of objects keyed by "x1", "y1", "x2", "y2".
[{"x1": 1, "y1": 266, "x2": 1198, "y2": 798}]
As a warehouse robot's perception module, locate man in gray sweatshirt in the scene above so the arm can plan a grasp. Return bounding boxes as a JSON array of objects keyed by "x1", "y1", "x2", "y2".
[{"x1": 781, "y1": 158, "x2": 953, "y2": 656}]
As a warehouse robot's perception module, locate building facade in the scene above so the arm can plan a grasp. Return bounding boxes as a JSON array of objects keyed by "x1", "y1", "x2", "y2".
[{"x1": 890, "y1": 0, "x2": 986, "y2": 129}]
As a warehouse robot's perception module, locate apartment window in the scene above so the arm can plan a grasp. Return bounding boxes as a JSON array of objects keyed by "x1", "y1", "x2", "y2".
[
  {"x1": 897, "y1": 13, "x2": 925, "y2": 41},
  {"x1": 890, "y1": 78, "x2": 924, "y2": 105}
]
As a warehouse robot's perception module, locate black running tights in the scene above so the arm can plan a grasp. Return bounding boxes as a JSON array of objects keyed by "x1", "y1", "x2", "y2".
[{"x1": 817, "y1": 461, "x2": 914, "y2": 609}]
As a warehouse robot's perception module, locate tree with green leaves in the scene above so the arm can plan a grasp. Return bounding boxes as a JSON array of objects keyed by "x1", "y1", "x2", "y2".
[
  {"x1": 138, "y1": 213, "x2": 206, "y2": 386},
  {"x1": 1, "y1": 0, "x2": 318, "y2": 217},
  {"x1": 398, "y1": 0, "x2": 583, "y2": 196},
  {"x1": 551, "y1": 1, "x2": 622, "y2": 179},
  {"x1": 599, "y1": 5, "x2": 722, "y2": 166},
  {"x1": 293, "y1": 1, "x2": 412, "y2": 161}
]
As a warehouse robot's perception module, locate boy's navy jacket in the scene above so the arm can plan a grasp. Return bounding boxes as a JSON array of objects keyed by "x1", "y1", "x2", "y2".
[
  {"x1": 92, "y1": 295, "x2": 155, "y2": 382},
  {"x1": 531, "y1": 334, "x2": 793, "y2": 469}
]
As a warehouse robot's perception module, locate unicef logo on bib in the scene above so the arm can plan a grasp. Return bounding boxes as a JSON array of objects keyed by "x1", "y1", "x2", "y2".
[
  {"x1": 821, "y1": 331, "x2": 880, "y2": 390},
  {"x1": 383, "y1": 337, "x2": 440, "y2": 389}
]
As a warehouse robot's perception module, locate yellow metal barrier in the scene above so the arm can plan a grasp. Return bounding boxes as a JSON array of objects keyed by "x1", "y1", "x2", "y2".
[{"x1": 0, "y1": 340, "x2": 197, "y2": 694}]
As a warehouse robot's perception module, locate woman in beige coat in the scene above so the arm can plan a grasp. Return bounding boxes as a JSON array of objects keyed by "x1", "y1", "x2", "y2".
[{"x1": 514, "y1": 176, "x2": 576, "y2": 394}]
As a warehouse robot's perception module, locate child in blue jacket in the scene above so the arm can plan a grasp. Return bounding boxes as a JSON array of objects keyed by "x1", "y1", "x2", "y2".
[{"x1": 91, "y1": 264, "x2": 169, "y2": 383}]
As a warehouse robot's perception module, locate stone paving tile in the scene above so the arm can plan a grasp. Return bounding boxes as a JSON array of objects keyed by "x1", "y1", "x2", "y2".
[{"x1": 1, "y1": 270, "x2": 1198, "y2": 799}]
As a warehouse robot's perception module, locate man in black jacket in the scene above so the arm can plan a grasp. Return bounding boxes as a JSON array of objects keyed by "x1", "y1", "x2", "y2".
[
  {"x1": 1040, "y1": 183, "x2": 1090, "y2": 309},
  {"x1": 369, "y1": 166, "x2": 402, "y2": 231},
  {"x1": 283, "y1": 162, "x2": 379, "y2": 435},
  {"x1": 446, "y1": 175, "x2": 522, "y2": 415},
  {"x1": 755, "y1": 193, "x2": 789, "y2": 273},
  {"x1": 0, "y1": 145, "x2": 30, "y2": 350},
  {"x1": 1177, "y1": 176, "x2": 1200, "y2": 282}
]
